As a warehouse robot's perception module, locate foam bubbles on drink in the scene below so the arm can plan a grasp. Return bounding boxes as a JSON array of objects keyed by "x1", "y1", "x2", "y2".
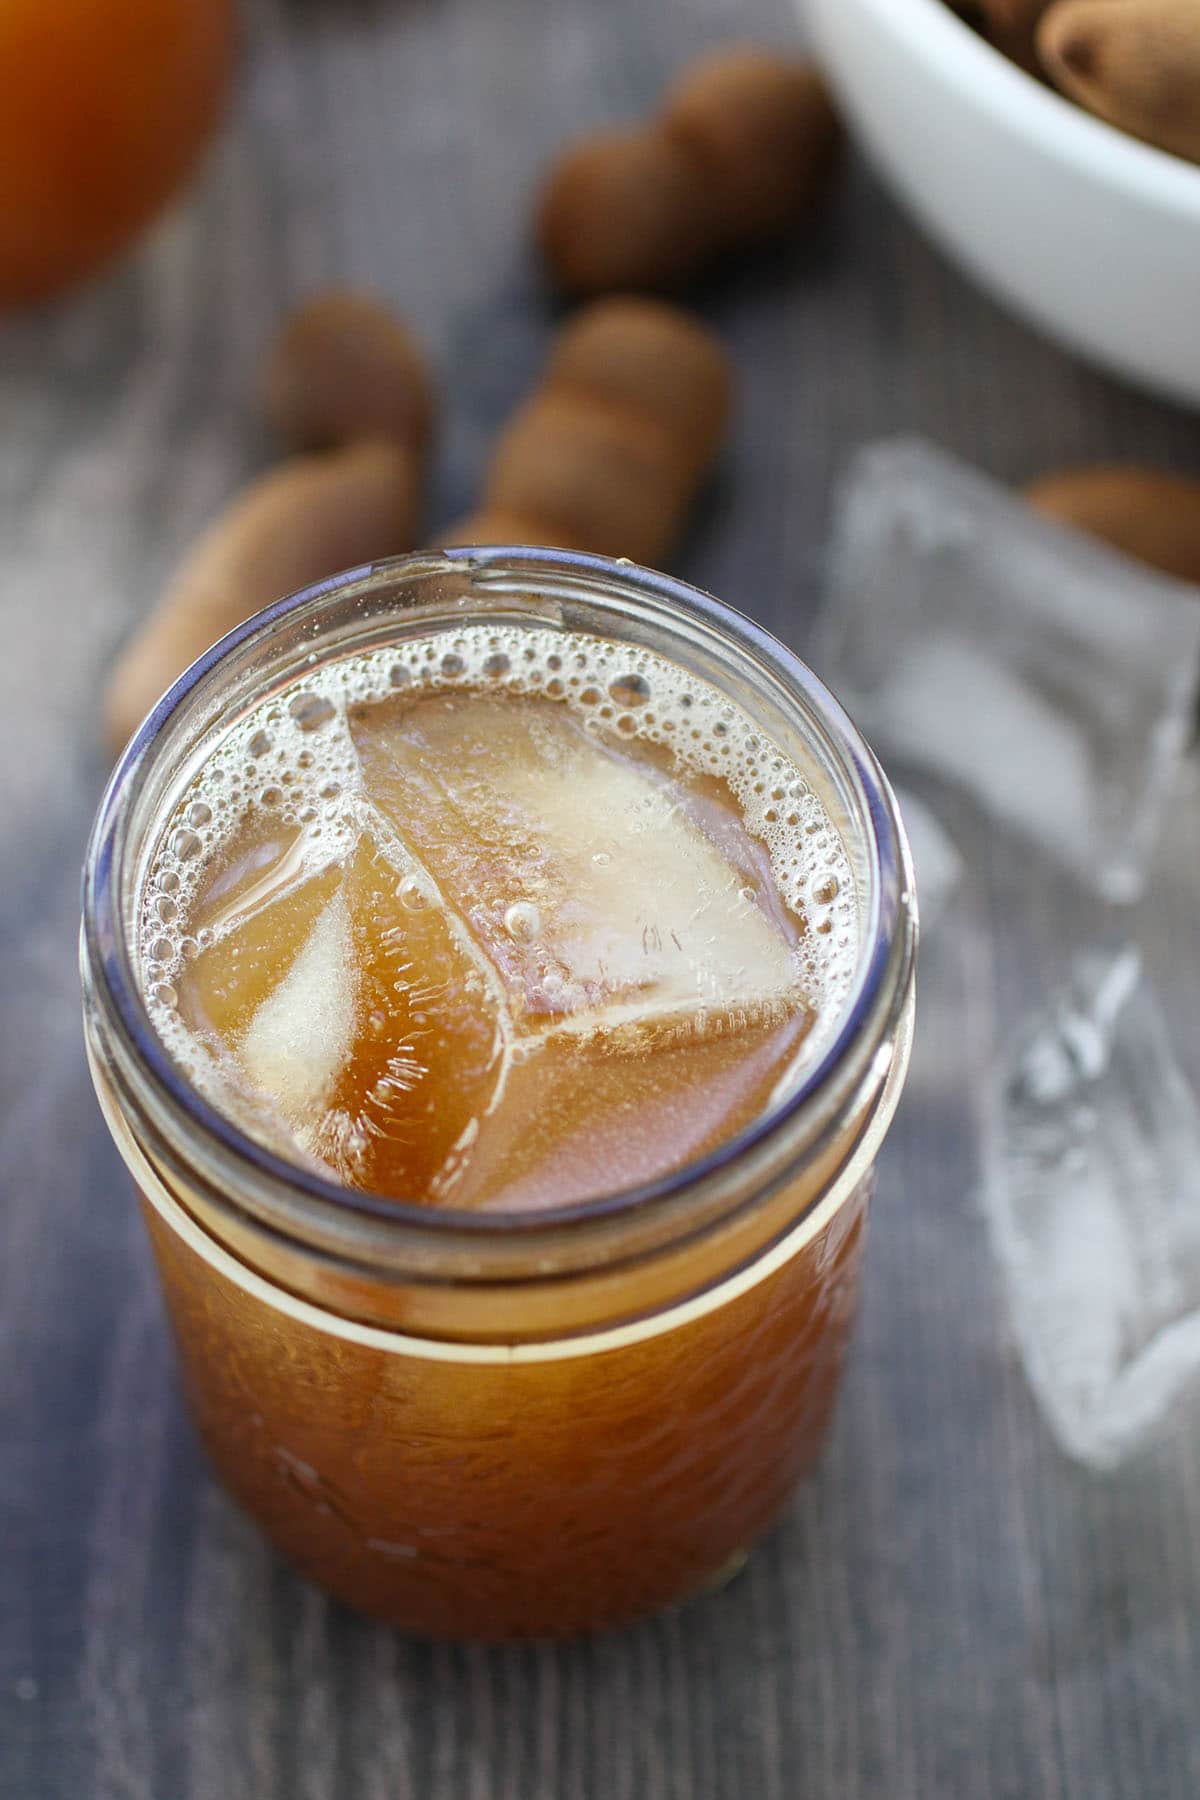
[
  {"x1": 289, "y1": 691, "x2": 336, "y2": 733},
  {"x1": 171, "y1": 828, "x2": 202, "y2": 862},
  {"x1": 140, "y1": 624, "x2": 856, "y2": 1081}
]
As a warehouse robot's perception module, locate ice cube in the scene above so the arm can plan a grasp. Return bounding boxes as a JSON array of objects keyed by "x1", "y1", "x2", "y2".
[
  {"x1": 349, "y1": 692, "x2": 805, "y2": 1027},
  {"x1": 178, "y1": 810, "x2": 510, "y2": 1198},
  {"x1": 240, "y1": 889, "x2": 358, "y2": 1119},
  {"x1": 189, "y1": 820, "x2": 314, "y2": 939},
  {"x1": 985, "y1": 948, "x2": 1200, "y2": 1469},
  {"x1": 442, "y1": 1001, "x2": 815, "y2": 1212},
  {"x1": 183, "y1": 847, "x2": 346, "y2": 1048},
  {"x1": 326, "y1": 823, "x2": 509, "y2": 1197},
  {"x1": 813, "y1": 439, "x2": 1200, "y2": 902}
]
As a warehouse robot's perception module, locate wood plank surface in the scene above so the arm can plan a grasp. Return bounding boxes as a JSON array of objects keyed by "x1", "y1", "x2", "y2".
[{"x1": 2, "y1": 0, "x2": 1200, "y2": 1795}]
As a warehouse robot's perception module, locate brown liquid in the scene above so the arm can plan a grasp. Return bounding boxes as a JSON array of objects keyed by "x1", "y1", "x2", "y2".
[{"x1": 141, "y1": 1167, "x2": 870, "y2": 1637}]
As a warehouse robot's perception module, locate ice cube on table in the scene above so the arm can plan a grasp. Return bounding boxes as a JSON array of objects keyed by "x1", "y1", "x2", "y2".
[
  {"x1": 985, "y1": 948, "x2": 1200, "y2": 1469},
  {"x1": 350, "y1": 692, "x2": 805, "y2": 1029},
  {"x1": 813, "y1": 439, "x2": 1200, "y2": 903}
]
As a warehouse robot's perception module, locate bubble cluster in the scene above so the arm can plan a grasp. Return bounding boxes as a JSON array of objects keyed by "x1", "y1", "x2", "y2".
[
  {"x1": 140, "y1": 623, "x2": 858, "y2": 1055},
  {"x1": 504, "y1": 901, "x2": 541, "y2": 944}
]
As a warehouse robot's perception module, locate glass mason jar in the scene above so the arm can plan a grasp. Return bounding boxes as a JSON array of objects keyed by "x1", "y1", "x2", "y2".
[{"x1": 81, "y1": 549, "x2": 916, "y2": 1640}]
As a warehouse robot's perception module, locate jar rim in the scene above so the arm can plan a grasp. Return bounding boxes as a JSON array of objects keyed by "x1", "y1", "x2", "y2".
[{"x1": 82, "y1": 547, "x2": 916, "y2": 1260}]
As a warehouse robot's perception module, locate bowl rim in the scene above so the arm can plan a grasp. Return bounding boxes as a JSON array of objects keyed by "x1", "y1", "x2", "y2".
[{"x1": 845, "y1": 0, "x2": 1200, "y2": 215}]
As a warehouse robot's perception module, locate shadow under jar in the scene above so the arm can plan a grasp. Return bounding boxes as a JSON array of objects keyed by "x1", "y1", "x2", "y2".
[{"x1": 81, "y1": 549, "x2": 916, "y2": 1639}]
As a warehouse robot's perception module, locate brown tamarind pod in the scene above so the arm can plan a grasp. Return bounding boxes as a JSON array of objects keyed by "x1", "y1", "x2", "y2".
[
  {"x1": 261, "y1": 288, "x2": 436, "y2": 454},
  {"x1": 105, "y1": 440, "x2": 422, "y2": 754},
  {"x1": 1026, "y1": 464, "x2": 1200, "y2": 586},
  {"x1": 544, "y1": 297, "x2": 734, "y2": 482},
  {"x1": 1037, "y1": 0, "x2": 1200, "y2": 164},
  {"x1": 662, "y1": 45, "x2": 841, "y2": 238},
  {"x1": 485, "y1": 391, "x2": 693, "y2": 569},
  {"x1": 534, "y1": 126, "x2": 717, "y2": 298},
  {"x1": 535, "y1": 47, "x2": 840, "y2": 294},
  {"x1": 957, "y1": 1, "x2": 1051, "y2": 66},
  {"x1": 976, "y1": 0, "x2": 1048, "y2": 27},
  {"x1": 437, "y1": 298, "x2": 733, "y2": 568}
]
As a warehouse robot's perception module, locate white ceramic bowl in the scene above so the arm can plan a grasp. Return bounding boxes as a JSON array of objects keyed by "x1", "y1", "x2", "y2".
[{"x1": 806, "y1": 0, "x2": 1200, "y2": 408}]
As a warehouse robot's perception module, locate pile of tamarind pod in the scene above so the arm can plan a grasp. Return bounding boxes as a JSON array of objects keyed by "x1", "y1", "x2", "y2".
[
  {"x1": 438, "y1": 297, "x2": 734, "y2": 568},
  {"x1": 1026, "y1": 465, "x2": 1200, "y2": 586},
  {"x1": 104, "y1": 288, "x2": 734, "y2": 753},
  {"x1": 104, "y1": 291, "x2": 434, "y2": 754},
  {"x1": 536, "y1": 45, "x2": 841, "y2": 295},
  {"x1": 104, "y1": 44, "x2": 826, "y2": 754},
  {"x1": 954, "y1": 0, "x2": 1200, "y2": 166}
]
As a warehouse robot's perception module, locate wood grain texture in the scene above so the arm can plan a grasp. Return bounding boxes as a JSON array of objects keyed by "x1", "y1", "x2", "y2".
[{"x1": 3, "y1": 0, "x2": 1200, "y2": 1794}]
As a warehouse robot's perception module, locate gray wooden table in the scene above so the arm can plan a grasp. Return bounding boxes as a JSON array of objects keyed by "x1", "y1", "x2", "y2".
[{"x1": 4, "y1": 1, "x2": 1200, "y2": 1795}]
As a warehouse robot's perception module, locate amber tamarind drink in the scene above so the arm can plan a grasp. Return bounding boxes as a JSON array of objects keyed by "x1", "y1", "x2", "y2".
[
  {"x1": 157, "y1": 648, "x2": 855, "y2": 1210},
  {"x1": 82, "y1": 550, "x2": 916, "y2": 1638}
]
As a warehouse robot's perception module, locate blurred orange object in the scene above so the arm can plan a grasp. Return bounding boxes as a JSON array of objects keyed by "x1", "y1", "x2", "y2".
[{"x1": 0, "y1": 0, "x2": 236, "y2": 306}]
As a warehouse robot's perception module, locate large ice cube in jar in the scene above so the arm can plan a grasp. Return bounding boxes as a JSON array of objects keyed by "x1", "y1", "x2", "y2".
[
  {"x1": 349, "y1": 691, "x2": 809, "y2": 1030},
  {"x1": 179, "y1": 818, "x2": 508, "y2": 1197}
]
